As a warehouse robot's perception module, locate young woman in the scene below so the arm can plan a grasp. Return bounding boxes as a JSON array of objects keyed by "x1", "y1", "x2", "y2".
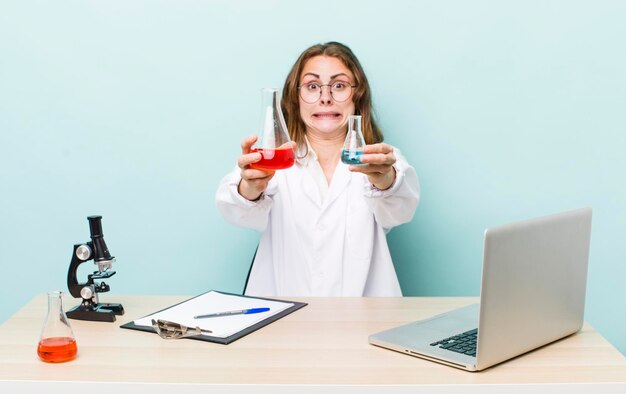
[{"x1": 216, "y1": 42, "x2": 420, "y2": 296}]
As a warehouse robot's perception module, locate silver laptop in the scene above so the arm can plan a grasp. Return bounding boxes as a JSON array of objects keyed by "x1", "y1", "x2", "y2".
[{"x1": 369, "y1": 207, "x2": 592, "y2": 371}]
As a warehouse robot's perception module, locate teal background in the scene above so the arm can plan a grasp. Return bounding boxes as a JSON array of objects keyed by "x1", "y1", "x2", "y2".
[{"x1": 1, "y1": 0, "x2": 624, "y2": 355}]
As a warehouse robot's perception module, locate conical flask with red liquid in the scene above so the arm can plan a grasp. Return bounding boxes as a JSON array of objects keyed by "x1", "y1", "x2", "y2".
[
  {"x1": 37, "y1": 291, "x2": 78, "y2": 363},
  {"x1": 249, "y1": 88, "x2": 295, "y2": 171}
]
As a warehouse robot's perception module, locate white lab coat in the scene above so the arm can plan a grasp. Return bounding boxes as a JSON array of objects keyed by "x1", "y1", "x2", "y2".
[{"x1": 215, "y1": 147, "x2": 420, "y2": 297}]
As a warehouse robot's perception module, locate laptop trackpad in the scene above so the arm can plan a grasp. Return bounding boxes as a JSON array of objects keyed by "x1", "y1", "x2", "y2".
[{"x1": 372, "y1": 303, "x2": 480, "y2": 349}]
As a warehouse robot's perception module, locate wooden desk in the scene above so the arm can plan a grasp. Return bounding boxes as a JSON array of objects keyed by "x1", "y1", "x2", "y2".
[{"x1": 1, "y1": 294, "x2": 625, "y2": 393}]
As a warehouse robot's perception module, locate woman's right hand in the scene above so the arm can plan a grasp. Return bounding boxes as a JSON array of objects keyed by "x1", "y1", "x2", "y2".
[{"x1": 237, "y1": 135, "x2": 275, "y2": 201}]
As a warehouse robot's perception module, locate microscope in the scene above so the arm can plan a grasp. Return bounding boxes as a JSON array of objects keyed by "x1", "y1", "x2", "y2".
[{"x1": 66, "y1": 215, "x2": 124, "y2": 322}]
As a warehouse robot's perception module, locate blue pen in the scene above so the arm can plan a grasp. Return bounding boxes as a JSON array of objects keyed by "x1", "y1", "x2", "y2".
[{"x1": 194, "y1": 307, "x2": 270, "y2": 319}]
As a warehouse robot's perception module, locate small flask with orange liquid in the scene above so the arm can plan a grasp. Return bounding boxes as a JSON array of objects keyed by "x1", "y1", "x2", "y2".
[
  {"x1": 249, "y1": 88, "x2": 295, "y2": 171},
  {"x1": 37, "y1": 291, "x2": 78, "y2": 363}
]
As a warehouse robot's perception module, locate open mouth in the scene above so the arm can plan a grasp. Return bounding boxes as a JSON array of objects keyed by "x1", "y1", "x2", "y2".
[{"x1": 313, "y1": 112, "x2": 342, "y2": 120}]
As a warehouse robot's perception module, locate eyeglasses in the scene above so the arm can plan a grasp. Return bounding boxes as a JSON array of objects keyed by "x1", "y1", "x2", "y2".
[
  {"x1": 298, "y1": 81, "x2": 357, "y2": 104},
  {"x1": 151, "y1": 319, "x2": 212, "y2": 340}
]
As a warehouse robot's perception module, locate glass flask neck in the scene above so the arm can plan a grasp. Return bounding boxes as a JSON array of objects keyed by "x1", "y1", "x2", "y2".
[
  {"x1": 261, "y1": 88, "x2": 279, "y2": 109},
  {"x1": 40, "y1": 290, "x2": 75, "y2": 340},
  {"x1": 348, "y1": 115, "x2": 362, "y2": 133},
  {"x1": 47, "y1": 290, "x2": 63, "y2": 313},
  {"x1": 346, "y1": 115, "x2": 365, "y2": 147}
]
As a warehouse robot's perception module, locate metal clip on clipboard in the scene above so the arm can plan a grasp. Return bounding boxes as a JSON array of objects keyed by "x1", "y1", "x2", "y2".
[{"x1": 151, "y1": 319, "x2": 212, "y2": 340}]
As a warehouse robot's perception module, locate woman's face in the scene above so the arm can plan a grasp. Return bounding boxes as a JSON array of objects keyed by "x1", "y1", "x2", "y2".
[{"x1": 298, "y1": 55, "x2": 356, "y2": 138}]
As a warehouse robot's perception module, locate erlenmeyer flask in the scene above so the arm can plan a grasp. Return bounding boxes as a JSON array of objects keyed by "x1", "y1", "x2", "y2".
[
  {"x1": 37, "y1": 291, "x2": 78, "y2": 363},
  {"x1": 341, "y1": 115, "x2": 366, "y2": 166},
  {"x1": 249, "y1": 88, "x2": 295, "y2": 171}
]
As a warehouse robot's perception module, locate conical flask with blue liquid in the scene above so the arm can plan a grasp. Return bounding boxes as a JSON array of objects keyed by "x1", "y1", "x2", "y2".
[{"x1": 341, "y1": 115, "x2": 366, "y2": 166}]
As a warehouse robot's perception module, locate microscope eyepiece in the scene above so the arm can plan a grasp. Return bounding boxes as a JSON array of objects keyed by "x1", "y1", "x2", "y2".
[
  {"x1": 88, "y1": 215, "x2": 104, "y2": 238},
  {"x1": 87, "y1": 215, "x2": 113, "y2": 262}
]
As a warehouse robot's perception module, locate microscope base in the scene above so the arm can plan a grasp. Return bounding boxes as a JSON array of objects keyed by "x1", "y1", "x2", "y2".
[{"x1": 67, "y1": 302, "x2": 125, "y2": 322}]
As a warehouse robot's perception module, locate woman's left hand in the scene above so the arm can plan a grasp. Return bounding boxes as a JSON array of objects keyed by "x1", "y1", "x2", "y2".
[{"x1": 349, "y1": 143, "x2": 397, "y2": 190}]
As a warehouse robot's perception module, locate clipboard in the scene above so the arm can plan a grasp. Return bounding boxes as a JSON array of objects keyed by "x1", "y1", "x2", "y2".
[{"x1": 120, "y1": 290, "x2": 307, "y2": 344}]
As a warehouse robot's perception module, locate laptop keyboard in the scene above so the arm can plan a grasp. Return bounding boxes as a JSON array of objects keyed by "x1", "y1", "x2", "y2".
[{"x1": 429, "y1": 328, "x2": 477, "y2": 357}]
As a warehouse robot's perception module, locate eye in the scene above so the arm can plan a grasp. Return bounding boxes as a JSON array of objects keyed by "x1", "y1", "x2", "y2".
[
  {"x1": 305, "y1": 82, "x2": 320, "y2": 92},
  {"x1": 332, "y1": 81, "x2": 349, "y2": 90}
]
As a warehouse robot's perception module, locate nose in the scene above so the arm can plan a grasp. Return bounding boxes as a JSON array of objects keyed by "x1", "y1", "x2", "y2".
[{"x1": 320, "y1": 85, "x2": 333, "y2": 105}]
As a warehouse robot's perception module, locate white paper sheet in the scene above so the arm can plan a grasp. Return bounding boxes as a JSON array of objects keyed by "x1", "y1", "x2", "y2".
[{"x1": 133, "y1": 291, "x2": 294, "y2": 338}]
